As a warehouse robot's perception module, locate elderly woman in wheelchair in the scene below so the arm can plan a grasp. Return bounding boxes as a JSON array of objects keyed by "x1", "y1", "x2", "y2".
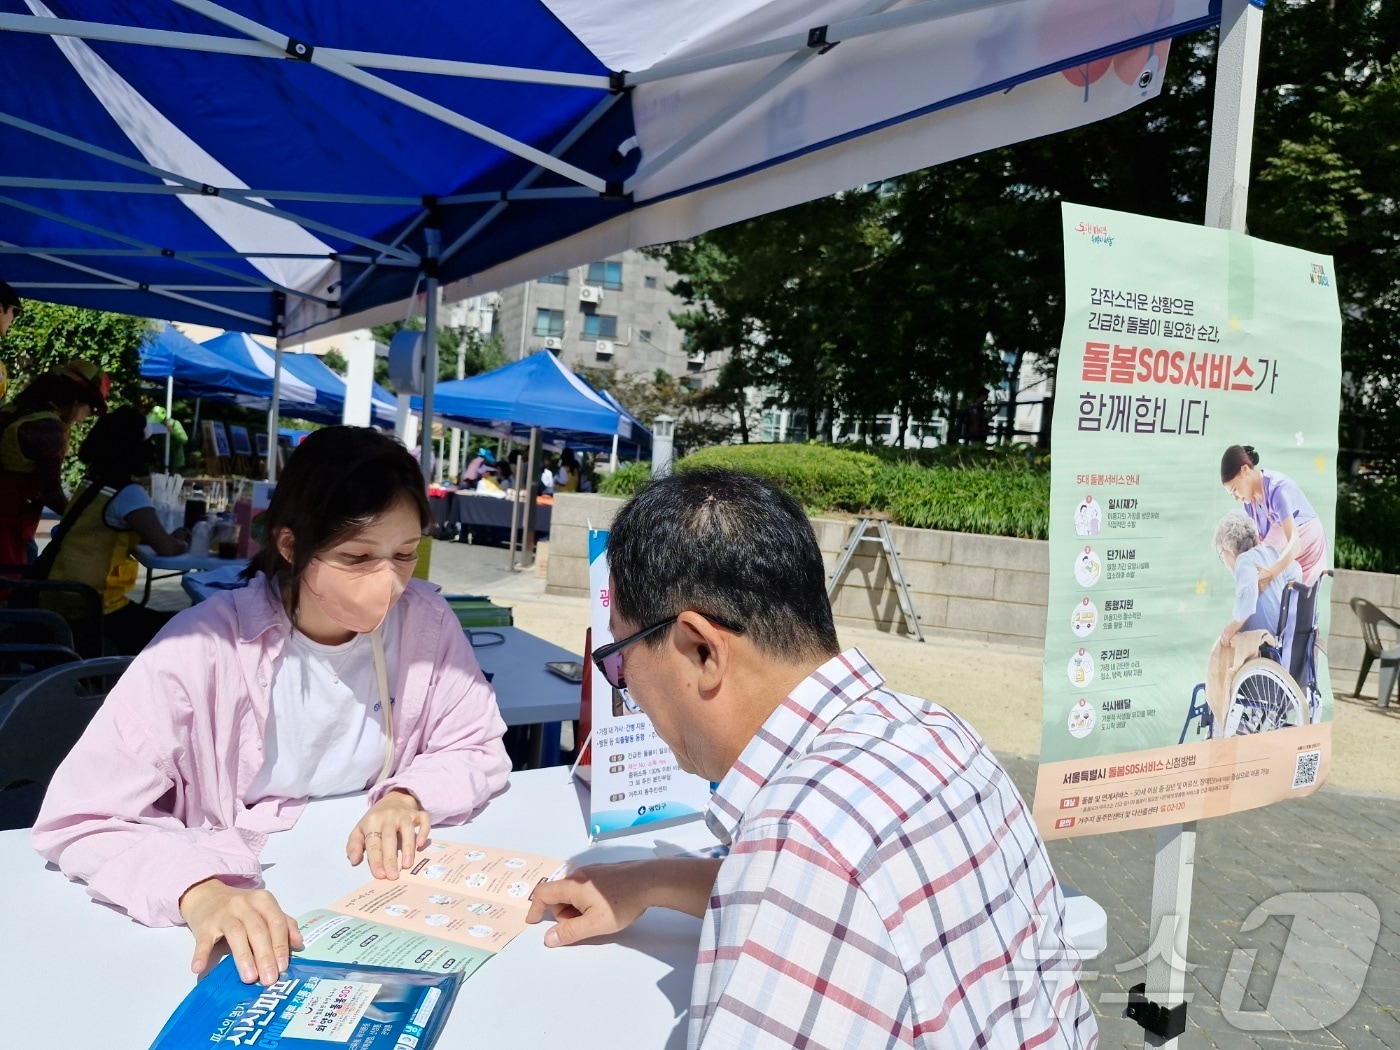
[{"x1": 1203, "y1": 512, "x2": 1326, "y2": 738}]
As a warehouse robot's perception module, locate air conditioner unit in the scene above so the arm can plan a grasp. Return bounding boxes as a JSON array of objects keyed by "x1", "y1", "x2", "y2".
[
  {"x1": 579, "y1": 286, "x2": 604, "y2": 304},
  {"x1": 688, "y1": 351, "x2": 706, "y2": 366},
  {"x1": 595, "y1": 340, "x2": 615, "y2": 356},
  {"x1": 543, "y1": 337, "x2": 562, "y2": 350}
]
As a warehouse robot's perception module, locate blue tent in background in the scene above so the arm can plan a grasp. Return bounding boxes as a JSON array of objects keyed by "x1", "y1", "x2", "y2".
[
  {"x1": 416, "y1": 350, "x2": 633, "y2": 447},
  {"x1": 200, "y1": 331, "x2": 397, "y2": 427},
  {"x1": 138, "y1": 322, "x2": 271, "y2": 403}
]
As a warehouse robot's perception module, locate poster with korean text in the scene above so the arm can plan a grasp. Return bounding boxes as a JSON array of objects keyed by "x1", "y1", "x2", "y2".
[
  {"x1": 1033, "y1": 203, "x2": 1341, "y2": 840},
  {"x1": 585, "y1": 528, "x2": 709, "y2": 838}
]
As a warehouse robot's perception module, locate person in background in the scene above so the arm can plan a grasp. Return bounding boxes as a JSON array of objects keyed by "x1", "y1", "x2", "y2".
[
  {"x1": 146, "y1": 405, "x2": 189, "y2": 472},
  {"x1": 34, "y1": 427, "x2": 510, "y2": 989},
  {"x1": 474, "y1": 463, "x2": 506, "y2": 498},
  {"x1": 1220, "y1": 444, "x2": 1328, "y2": 587},
  {"x1": 496, "y1": 456, "x2": 515, "y2": 493},
  {"x1": 0, "y1": 279, "x2": 21, "y2": 400},
  {"x1": 540, "y1": 456, "x2": 556, "y2": 495},
  {"x1": 462, "y1": 446, "x2": 495, "y2": 487},
  {"x1": 555, "y1": 448, "x2": 580, "y2": 493},
  {"x1": 527, "y1": 469, "x2": 1095, "y2": 1049},
  {"x1": 0, "y1": 357, "x2": 110, "y2": 567},
  {"x1": 45, "y1": 407, "x2": 190, "y2": 654}
]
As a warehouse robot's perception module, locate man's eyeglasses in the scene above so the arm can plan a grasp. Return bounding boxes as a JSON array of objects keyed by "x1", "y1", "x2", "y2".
[{"x1": 591, "y1": 612, "x2": 746, "y2": 694}]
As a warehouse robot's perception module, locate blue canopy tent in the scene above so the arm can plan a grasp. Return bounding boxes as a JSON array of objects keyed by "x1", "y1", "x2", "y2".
[
  {"x1": 597, "y1": 389, "x2": 651, "y2": 464},
  {"x1": 414, "y1": 349, "x2": 636, "y2": 445},
  {"x1": 0, "y1": 0, "x2": 1225, "y2": 479},
  {"x1": 200, "y1": 331, "x2": 397, "y2": 427},
  {"x1": 138, "y1": 321, "x2": 270, "y2": 403}
]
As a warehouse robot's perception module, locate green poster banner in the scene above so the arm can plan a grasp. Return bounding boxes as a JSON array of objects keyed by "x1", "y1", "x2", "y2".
[{"x1": 1033, "y1": 204, "x2": 1342, "y2": 840}]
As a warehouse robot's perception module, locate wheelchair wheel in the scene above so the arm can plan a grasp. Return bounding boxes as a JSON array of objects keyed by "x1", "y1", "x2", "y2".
[{"x1": 1224, "y1": 659, "x2": 1306, "y2": 736}]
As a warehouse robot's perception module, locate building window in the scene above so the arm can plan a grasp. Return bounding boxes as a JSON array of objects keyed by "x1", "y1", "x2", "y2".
[
  {"x1": 538, "y1": 272, "x2": 568, "y2": 285},
  {"x1": 586, "y1": 261, "x2": 623, "y2": 290},
  {"x1": 680, "y1": 375, "x2": 701, "y2": 391},
  {"x1": 638, "y1": 329, "x2": 652, "y2": 343},
  {"x1": 643, "y1": 275, "x2": 657, "y2": 289},
  {"x1": 533, "y1": 308, "x2": 564, "y2": 337},
  {"x1": 582, "y1": 313, "x2": 618, "y2": 340}
]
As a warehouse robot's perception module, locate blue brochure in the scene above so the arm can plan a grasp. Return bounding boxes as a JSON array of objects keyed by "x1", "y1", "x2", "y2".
[{"x1": 149, "y1": 955, "x2": 460, "y2": 1050}]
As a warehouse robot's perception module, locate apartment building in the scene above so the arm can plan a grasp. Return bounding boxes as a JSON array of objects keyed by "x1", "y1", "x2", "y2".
[{"x1": 492, "y1": 249, "x2": 718, "y2": 388}]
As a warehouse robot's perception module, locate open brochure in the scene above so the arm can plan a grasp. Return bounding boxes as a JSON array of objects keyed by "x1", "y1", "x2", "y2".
[
  {"x1": 296, "y1": 840, "x2": 567, "y2": 977},
  {"x1": 150, "y1": 956, "x2": 460, "y2": 1050}
]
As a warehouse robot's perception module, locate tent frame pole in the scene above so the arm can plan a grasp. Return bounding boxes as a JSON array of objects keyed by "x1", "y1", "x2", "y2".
[
  {"x1": 418, "y1": 228, "x2": 441, "y2": 483},
  {"x1": 164, "y1": 375, "x2": 174, "y2": 470},
  {"x1": 267, "y1": 345, "x2": 283, "y2": 482},
  {"x1": 1138, "y1": 3, "x2": 1262, "y2": 1049}
]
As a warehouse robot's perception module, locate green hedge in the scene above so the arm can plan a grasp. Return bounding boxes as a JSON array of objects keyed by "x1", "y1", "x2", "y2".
[
  {"x1": 598, "y1": 443, "x2": 1048, "y2": 540},
  {"x1": 598, "y1": 444, "x2": 1400, "y2": 571}
]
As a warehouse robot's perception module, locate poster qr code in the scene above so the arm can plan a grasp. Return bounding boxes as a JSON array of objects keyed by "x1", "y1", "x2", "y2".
[{"x1": 1292, "y1": 749, "x2": 1321, "y2": 790}]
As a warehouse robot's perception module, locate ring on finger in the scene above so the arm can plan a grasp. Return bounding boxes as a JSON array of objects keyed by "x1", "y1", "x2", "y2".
[{"x1": 365, "y1": 831, "x2": 383, "y2": 839}]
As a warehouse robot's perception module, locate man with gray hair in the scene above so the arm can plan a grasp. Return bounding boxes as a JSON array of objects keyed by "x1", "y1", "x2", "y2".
[
  {"x1": 1212, "y1": 511, "x2": 1301, "y2": 652},
  {"x1": 527, "y1": 468, "x2": 1096, "y2": 1049}
]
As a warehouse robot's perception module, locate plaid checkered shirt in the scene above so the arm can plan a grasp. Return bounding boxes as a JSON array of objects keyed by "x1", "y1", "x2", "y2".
[{"x1": 690, "y1": 649, "x2": 1098, "y2": 1049}]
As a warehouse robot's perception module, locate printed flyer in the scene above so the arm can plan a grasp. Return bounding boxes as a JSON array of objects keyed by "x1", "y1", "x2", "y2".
[
  {"x1": 584, "y1": 528, "x2": 711, "y2": 838},
  {"x1": 306, "y1": 841, "x2": 565, "y2": 964},
  {"x1": 1033, "y1": 203, "x2": 1341, "y2": 840}
]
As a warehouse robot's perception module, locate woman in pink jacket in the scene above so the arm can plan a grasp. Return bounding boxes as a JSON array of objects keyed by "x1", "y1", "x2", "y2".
[{"x1": 32, "y1": 427, "x2": 510, "y2": 989}]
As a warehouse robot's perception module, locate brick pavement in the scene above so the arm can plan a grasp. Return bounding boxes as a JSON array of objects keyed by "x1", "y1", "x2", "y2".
[{"x1": 1000, "y1": 755, "x2": 1400, "y2": 1048}]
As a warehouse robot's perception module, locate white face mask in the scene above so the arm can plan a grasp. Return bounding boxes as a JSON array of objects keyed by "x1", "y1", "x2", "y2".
[{"x1": 301, "y1": 556, "x2": 413, "y2": 634}]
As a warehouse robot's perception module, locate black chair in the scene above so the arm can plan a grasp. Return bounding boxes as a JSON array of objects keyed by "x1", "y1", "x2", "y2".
[
  {"x1": 0, "y1": 656, "x2": 132, "y2": 830},
  {"x1": 0, "y1": 642, "x2": 82, "y2": 696},
  {"x1": 0, "y1": 565, "x2": 105, "y2": 657},
  {"x1": 1350, "y1": 597, "x2": 1400, "y2": 708},
  {"x1": 0, "y1": 609, "x2": 75, "y2": 650}
]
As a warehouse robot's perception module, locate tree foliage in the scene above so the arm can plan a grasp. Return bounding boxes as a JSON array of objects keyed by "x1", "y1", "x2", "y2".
[
  {"x1": 651, "y1": 3, "x2": 1400, "y2": 465},
  {"x1": 3, "y1": 301, "x2": 152, "y2": 406},
  {"x1": 576, "y1": 364, "x2": 734, "y2": 456}
]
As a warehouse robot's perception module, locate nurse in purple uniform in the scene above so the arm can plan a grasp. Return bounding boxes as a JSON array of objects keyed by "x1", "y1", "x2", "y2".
[{"x1": 1220, "y1": 444, "x2": 1328, "y2": 588}]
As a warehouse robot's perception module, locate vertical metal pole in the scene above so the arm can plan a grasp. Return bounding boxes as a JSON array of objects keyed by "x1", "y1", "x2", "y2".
[
  {"x1": 518, "y1": 281, "x2": 531, "y2": 360},
  {"x1": 1144, "y1": 4, "x2": 1262, "y2": 1047},
  {"x1": 610, "y1": 433, "x2": 619, "y2": 472},
  {"x1": 518, "y1": 426, "x2": 541, "y2": 568},
  {"x1": 164, "y1": 375, "x2": 174, "y2": 470},
  {"x1": 267, "y1": 346, "x2": 283, "y2": 482},
  {"x1": 419, "y1": 228, "x2": 441, "y2": 483}
]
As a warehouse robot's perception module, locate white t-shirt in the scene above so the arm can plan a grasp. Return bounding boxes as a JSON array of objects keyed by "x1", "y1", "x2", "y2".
[
  {"x1": 540, "y1": 468, "x2": 555, "y2": 494},
  {"x1": 244, "y1": 599, "x2": 404, "y2": 804},
  {"x1": 103, "y1": 483, "x2": 153, "y2": 529}
]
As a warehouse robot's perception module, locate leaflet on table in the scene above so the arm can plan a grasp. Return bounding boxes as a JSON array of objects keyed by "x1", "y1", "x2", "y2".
[
  {"x1": 318, "y1": 840, "x2": 566, "y2": 955},
  {"x1": 584, "y1": 528, "x2": 712, "y2": 838},
  {"x1": 150, "y1": 955, "x2": 459, "y2": 1050},
  {"x1": 1033, "y1": 203, "x2": 1341, "y2": 841}
]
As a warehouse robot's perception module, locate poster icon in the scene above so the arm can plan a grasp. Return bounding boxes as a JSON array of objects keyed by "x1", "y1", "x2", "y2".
[
  {"x1": 1071, "y1": 597, "x2": 1099, "y2": 637},
  {"x1": 1068, "y1": 648, "x2": 1096, "y2": 687},
  {"x1": 1074, "y1": 546, "x2": 1102, "y2": 588},
  {"x1": 1068, "y1": 698, "x2": 1097, "y2": 738},
  {"x1": 1074, "y1": 495, "x2": 1101, "y2": 536}
]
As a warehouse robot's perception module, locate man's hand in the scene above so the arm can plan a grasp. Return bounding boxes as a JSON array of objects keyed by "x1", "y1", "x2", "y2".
[
  {"x1": 179, "y1": 878, "x2": 303, "y2": 986},
  {"x1": 347, "y1": 789, "x2": 430, "y2": 880},
  {"x1": 526, "y1": 857, "x2": 722, "y2": 947}
]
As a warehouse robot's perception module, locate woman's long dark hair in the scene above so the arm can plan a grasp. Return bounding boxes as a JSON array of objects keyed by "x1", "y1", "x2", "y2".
[
  {"x1": 1220, "y1": 444, "x2": 1260, "y2": 483},
  {"x1": 77, "y1": 407, "x2": 152, "y2": 487},
  {"x1": 244, "y1": 426, "x2": 431, "y2": 620},
  {"x1": 1, "y1": 373, "x2": 86, "y2": 419}
]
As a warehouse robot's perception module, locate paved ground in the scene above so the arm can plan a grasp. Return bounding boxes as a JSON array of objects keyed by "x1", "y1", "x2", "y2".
[{"x1": 148, "y1": 537, "x2": 1400, "y2": 1048}]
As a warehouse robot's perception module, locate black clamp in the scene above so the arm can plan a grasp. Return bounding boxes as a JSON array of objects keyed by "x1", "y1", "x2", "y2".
[
  {"x1": 600, "y1": 181, "x2": 628, "y2": 201},
  {"x1": 420, "y1": 257, "x2": 441, "y2": 280},
  {"x1": 200, "y1": 184, "x2": 219, "y2": 197},
  {"x1": 160, "y1": 247, "x2": 175, "y2": 258},
  {"x1": 138, "y1": 282, "x2": 149, "y2": 292},
  {"x1": 806, "y1": 25, "x2": 839, "y2": 54},
  {"x1": 1124, "y1": 984, "x2": 1187, "y2": 1041},
  {"x1": 285, "y1": 38, "x2": 313, "y2": 62},
  {"x1": 609, "y1": 70, "x2": 630, "y2": 94}
]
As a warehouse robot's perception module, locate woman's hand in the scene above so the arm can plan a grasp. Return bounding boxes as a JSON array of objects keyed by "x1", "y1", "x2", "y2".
[
  {"x1": 179, "y1": 878, "x2": 303, "y2": 986},
  {"x1": 1256, "y1": 565, "x2": 1274, "y2": 593},
  {"x1": 347, "y1": 789, "x2": 430, "y2": 880}
]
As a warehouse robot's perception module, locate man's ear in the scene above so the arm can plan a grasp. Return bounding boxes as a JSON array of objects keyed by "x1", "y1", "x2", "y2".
[
  {"x1": 673, "y1": 610, "x2": 729, "y2": 694},
  {"x1": 274, "y1": 526, "x2": 295, "y2": 566}
]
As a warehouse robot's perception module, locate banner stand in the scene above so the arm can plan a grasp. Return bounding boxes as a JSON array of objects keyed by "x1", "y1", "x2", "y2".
[{"x1": 1135, "y1": 2, "x2": 1262, "y2": 1045}]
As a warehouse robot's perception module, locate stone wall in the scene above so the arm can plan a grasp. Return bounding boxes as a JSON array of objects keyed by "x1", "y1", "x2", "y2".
[{"x1": 546, "y1": 493, "x2": 1398, "y2": 690}]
